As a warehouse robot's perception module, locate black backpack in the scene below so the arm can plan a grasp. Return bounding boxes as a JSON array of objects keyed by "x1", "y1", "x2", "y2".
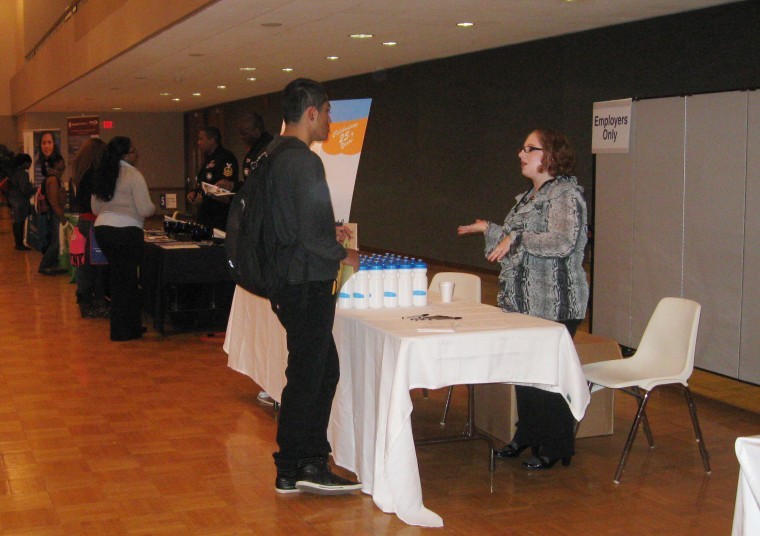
[{"x1": 225, "y1": 141, "x2": 298, "y2": 298}]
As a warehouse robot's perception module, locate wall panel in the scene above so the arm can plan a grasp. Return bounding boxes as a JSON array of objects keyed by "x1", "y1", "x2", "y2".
[
  {"x1": 741, "y1": 91, "x2": 760, "y2": 383},
  {"x1": 630, "y1": 98, "x2": 686, "y2": 345},
  {"x1": 683, "y1": 92, "x2": 746, "y2": 376}
]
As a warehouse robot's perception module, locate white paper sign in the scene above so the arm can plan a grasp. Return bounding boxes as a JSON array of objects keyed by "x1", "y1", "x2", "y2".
[{"x1": 592, "y1": 98, "x2": 633, "y2": 154}]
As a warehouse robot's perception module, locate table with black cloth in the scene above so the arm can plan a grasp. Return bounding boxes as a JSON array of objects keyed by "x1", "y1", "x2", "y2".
[{"x1": 141, "y1": 240, "x2": 234, "y2": 333}]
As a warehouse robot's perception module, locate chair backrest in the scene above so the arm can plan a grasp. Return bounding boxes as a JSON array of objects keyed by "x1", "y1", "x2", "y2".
[
  {"x1": 429, "y1": 272, "x2": 482, "y2": 303},
  {"x1": 631, "y1": 297, "x2": 701, "y2": 382}
]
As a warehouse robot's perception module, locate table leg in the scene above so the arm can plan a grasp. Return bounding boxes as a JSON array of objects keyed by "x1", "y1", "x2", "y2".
[{"x1": 414, "y1": 385, "x2": 497, "y2": 471}]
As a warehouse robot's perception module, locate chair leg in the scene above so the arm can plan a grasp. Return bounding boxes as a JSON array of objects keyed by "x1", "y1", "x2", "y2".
[
  {"x1": 635, "y1": 387, "x2": 656, "y2": 448},
  {"x1": 614, "y1": 389, "x2": 653, "y2": 484},
  {"x1": 440, "y1": 386, "x2": 455, "y2": 425},
  {"x1": 683, "y1": 386, "x2": 711, "y2": 473}
]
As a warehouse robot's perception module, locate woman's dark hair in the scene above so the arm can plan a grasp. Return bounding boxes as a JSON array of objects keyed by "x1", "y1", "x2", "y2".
[
  {"x1": 14, "y1": 153, "x2": 32, "y2": 168},
  {"x1": 45, "y1": 154, "x2": 65, "y2": 176},
  {"x1": 93, "y1": 136, "x2": 131, "y2": 201},
  {"x1": 534, "y1": 129, "x2": 576, "y2": 177}
]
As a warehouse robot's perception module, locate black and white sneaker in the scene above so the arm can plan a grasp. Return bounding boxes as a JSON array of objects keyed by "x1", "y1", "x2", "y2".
[
  {"x1": 295, "y1": 461, "x2": 362, "y2": 495},
  {"x1": 274, "y1": 474, "x2": 300, "y2": 495}
]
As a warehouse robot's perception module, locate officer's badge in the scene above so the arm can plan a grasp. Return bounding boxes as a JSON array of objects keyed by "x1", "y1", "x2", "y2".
[
  {"x1": 206, "y1": 172, "x2": 213, "y2": 180},
  {"x1": 223, "y1": 163, "x2": 233, "y2": 177}
]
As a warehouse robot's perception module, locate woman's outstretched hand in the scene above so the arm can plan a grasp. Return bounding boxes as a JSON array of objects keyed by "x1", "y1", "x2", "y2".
[{"x1": 457, "y1": 219, "x2": 488, "y2": 236}]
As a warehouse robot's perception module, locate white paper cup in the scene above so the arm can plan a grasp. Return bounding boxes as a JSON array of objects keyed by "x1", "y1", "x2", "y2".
[{"x1": 439, "y1": 281, "x2": 455, "y2": 303}]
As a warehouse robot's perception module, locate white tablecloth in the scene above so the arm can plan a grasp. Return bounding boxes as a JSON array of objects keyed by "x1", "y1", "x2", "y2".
[
  {"x1": 733, "y1": 435, "x2": 760, "y2": 535},
  {"x1": 224, "y1": 286, "x2": 590, "y2": 527}
]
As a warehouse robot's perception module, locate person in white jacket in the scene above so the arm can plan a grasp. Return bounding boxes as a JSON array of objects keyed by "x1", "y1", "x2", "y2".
[{"x1": 92, "y1": 136, "x2": 155, "y2": 341}]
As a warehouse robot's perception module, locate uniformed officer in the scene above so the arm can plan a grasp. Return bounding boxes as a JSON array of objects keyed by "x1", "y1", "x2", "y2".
[
  {"x1": 237, "y1": 112, "x2": 274, "y2": 187},
  {"x1": 187, "y1": 126, "x2": 239, "y2": 231}
]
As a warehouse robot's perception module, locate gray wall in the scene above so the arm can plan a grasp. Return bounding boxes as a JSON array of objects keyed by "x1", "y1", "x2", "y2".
[
  {"x1": 594, "y1": 90, "x2": 760, "y2": 383},
  {"x1": 198, "y1": 1, "x2": 759, "y2": 273}
]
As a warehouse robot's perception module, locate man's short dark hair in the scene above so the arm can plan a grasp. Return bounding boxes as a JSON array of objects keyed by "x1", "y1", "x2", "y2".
[
  {"x1": 282, "y1": 78, "x2": 328, "y2": 124},
  {"x1": 201, "y1": 126, "x2": 222, "y2": 145},
  {"x1": 239, "y1": 112, "x2": 265, "y2": 132}
]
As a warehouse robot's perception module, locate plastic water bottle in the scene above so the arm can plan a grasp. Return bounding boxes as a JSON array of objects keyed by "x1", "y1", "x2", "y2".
[
  {"x1": 383, "y1": 261, "x2": 399, "y2": 308},
  {"x1": 398, "y1": 261, "x2": 413, "y2": 307},
  {"x1": 353, "y1": 265, "x2": 370, "y2": 309},
  {"x1": 337, "y1": 274, "x2": 354, "y2": 309},
  {"x1": 369, "y1": 262, "x2": 385, "y2": 309},
  {"x1": 412, "y1": 260, "x2": 428, "y2": 306}
]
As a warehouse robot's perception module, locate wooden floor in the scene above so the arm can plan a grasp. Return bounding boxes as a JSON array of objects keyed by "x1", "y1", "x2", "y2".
[{"x1": 1, "y1": 207, "x2": 759, "y2": 535}]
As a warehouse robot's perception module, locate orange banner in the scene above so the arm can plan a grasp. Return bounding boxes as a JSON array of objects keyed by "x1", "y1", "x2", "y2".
[{"x1": 322, "y1": 118, "x2": 368, "y2": 155}]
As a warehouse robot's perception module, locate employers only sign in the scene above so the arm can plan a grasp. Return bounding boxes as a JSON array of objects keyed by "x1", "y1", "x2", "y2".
[{"x1": 592, "y1": 98, "x2": 632, "y2": 154}]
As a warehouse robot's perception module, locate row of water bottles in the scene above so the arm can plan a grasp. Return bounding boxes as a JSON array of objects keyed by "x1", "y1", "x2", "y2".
[{"x1": 338, "y1": 254, "x2": 427, "y2": 309}]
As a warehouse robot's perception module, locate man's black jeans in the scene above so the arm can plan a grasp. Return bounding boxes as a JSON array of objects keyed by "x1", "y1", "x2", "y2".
[{"x1": 270, "y1": 280, "x2": 339, "y2": 475}]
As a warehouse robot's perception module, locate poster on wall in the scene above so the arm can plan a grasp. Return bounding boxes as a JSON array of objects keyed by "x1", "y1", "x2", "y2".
[
  {"x1": 281, "y1": 99, "x2": 372, "y2": 222},
  {"x1": 592, "y1": 98, "x2": 633, "y2": 154},
  {"x1": 313, "y1": 99, "x2": 372, "y2": 222},
  {"x1": 28, "y1": 129, "x2": 62, "y2": 187},
  {"x1": 67, "y1": 116, "x2": 100, "y2": 161}
]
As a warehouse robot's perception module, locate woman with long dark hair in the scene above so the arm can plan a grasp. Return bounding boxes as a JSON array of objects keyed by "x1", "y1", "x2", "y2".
[
  {"x1": 72, "y1": 138, "x2": 108, "y2": 318},
  {"x1": 92, "y1": 136, "x2": 155, "y2": 340},
  {"x1": 38, "y1": 154, "x2": 68, "y2": 275}
]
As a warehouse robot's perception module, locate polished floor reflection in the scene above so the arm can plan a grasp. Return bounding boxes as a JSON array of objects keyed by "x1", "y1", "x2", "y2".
[{"x1": 0, "y1": 208, "x2": 758, "y2": 535}]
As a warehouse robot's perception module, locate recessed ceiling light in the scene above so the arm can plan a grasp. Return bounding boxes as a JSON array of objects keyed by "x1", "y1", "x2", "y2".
[
  {"x1": 239, "y1": 67, "x2": 256, "y2": 71},
  {"x1": 326, "y1": 56, "x2": 339, "y2": 61},
  {"x1": 350, "y1": 33, "x2": 374, "y2": 39},
  {"x1": 282, "y1": 67, "x2": 294, "y2": 72},
  {"x1": 192, "y1": 92, "x2": 201, "y2": 96},
  {"x1": 217, "y1": 85, "x2": 227, "y2": 89},
  {"x1": 112, "y1": 107, "x2": 122, "y2": 111},
  {"x1": 457, "y1": 22, "x2": 474, "y2": 27},
  {"x1": 160, "y1": 92, "x2": 171, "y2": 96},
  {"x1": 172, "y1": 98, "x2": 181, "y2": 102},
  {"x1": 382, "y1": 41, "x2": 398, "y2": 47},
  {"x1": 246, "y1": 77, "x2": 257, "y2": 81}
]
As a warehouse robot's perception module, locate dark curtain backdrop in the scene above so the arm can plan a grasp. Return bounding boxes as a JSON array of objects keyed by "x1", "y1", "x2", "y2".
[{"x1": 190, "y1": 1, "x2": 759, "y2": 272}]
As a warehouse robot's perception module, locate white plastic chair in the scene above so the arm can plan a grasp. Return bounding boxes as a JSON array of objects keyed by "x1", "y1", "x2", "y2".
[
  {"x1": 582, "y1": 297, "x2": 711, "y2": 483},
  {"x1": 428, "y1": 272, "x2": 482, "y2": 425}
]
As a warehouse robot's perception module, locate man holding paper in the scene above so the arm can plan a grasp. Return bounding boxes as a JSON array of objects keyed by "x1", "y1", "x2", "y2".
[{"x1": 187, "y1": 126, "x2": 239, "y2": 231}]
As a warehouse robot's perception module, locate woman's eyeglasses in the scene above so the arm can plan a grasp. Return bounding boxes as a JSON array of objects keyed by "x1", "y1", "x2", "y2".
[{"x1": 520, "y1": 145, "x2": 544, "y2": 153}]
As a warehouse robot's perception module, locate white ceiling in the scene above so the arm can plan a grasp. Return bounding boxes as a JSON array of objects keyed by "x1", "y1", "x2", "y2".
[{"x1": 31, "y1": 0, "x2": 738, "y2": 113}]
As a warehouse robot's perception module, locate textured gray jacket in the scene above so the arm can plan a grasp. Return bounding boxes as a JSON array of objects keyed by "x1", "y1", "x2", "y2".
[{"x1": 484, "y1": 175, "x2": 589, "y2": 322}]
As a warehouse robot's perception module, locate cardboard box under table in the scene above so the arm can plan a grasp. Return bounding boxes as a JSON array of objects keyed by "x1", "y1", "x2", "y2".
[{"x1": 474, "y1": 331, "x2": 621, "y2": 441}]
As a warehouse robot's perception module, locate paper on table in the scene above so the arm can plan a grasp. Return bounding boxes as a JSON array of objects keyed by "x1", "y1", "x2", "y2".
[{"x1": 202, "y1": 182, "x2": 234, "y2": 197}]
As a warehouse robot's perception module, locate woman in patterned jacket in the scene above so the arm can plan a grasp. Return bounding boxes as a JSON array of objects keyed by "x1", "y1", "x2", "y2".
[{"x1": 458, "y1": 128, "x2": 588, "y2": 470}]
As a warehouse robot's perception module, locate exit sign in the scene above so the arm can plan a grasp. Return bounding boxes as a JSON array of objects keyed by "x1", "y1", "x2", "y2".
[{"x1": 102, "y1": 120, "x2": 114, "y2": 129}]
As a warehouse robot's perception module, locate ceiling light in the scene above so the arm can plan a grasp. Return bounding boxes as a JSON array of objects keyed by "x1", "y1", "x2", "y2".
[
  {"x1": 246, "y1": 77, "x2": 257, "y2": 81},
  {"x1": 217, "y1": 85, "x2": 227, "y2": 89},
  {"x1": 382, "y1": 41, "x2": 398, "y2": 47},
  {"x1": 457, "y1": 22, "x2": 474, "y2": 27},
  {"x1": 172, "y1": 98, "x2": 181, "y2": 102},
  {"x1": 160, "y1": 92, "x2": 171, "y2": 96},
  {"x1": 326, "y1": 56, "x2": 339, "y2": 61},
  {"x1": 192, "y1": 92, "x2": 201, "y2": 96},
  {"x1": 239, "y1": 67, "x2": 256, "y2": 71},
  {"x1": 112, "y1": 107, "x2": 122, "y2": 111},
  {"x1": 350, "y1": 33, "x2": 374, "y2": 39},
  {"x1": 282, "y1": 67, "x2": 294, "y2": 72}
]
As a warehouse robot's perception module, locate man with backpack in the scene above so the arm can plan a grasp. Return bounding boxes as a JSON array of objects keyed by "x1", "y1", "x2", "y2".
[{"x1": 266, "y1": 78, "x2": 361, "y2": 495}]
